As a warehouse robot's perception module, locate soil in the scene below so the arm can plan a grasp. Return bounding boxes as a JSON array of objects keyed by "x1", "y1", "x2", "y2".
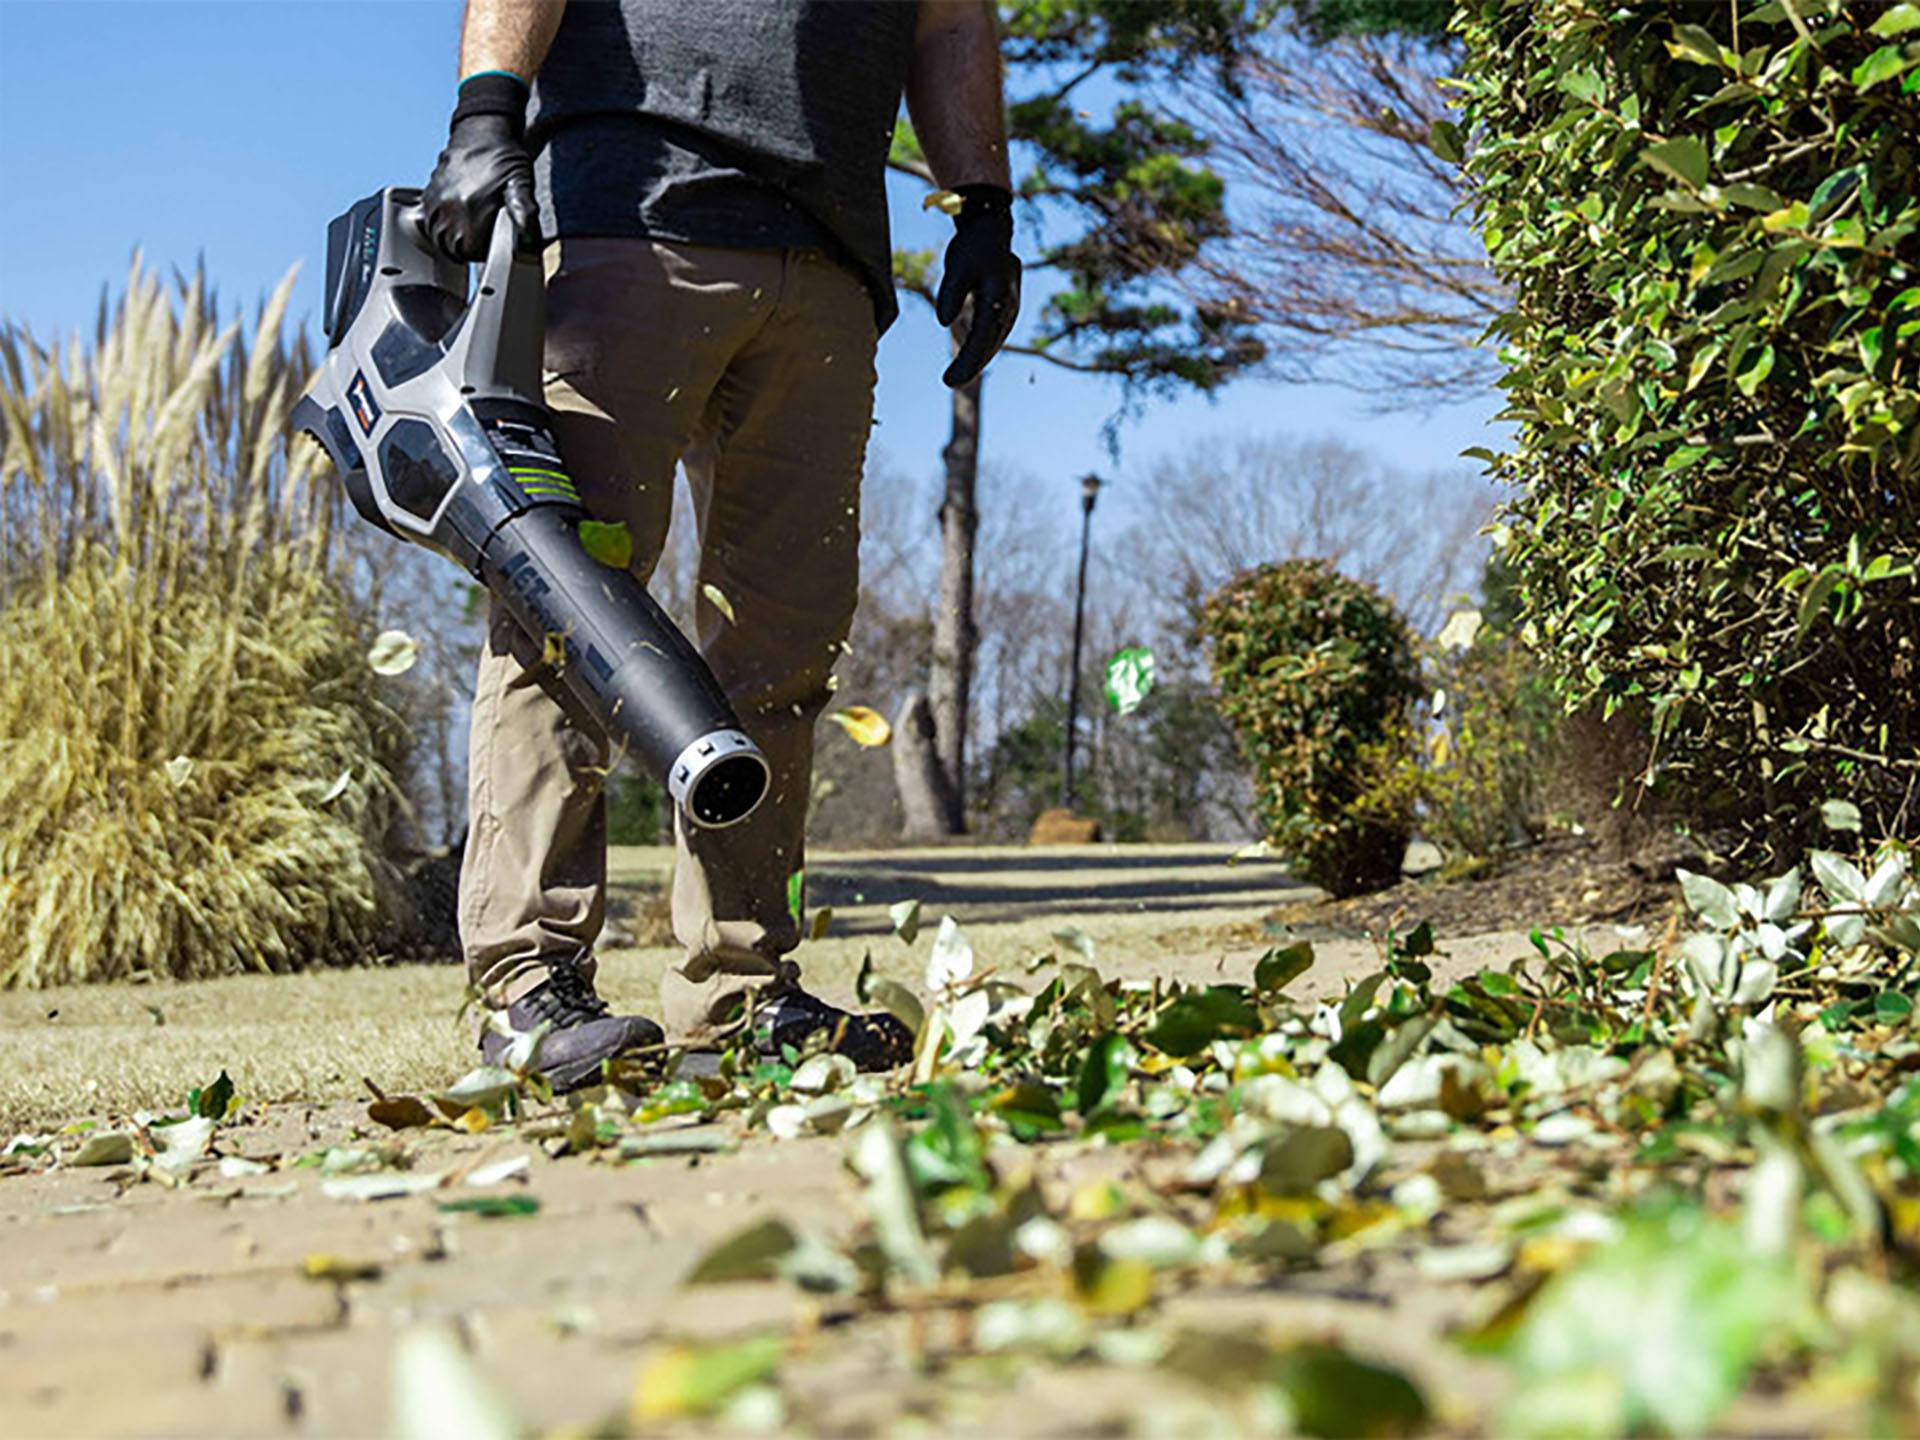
[{"x1": 1265, "y1": 830, "x2": 1698, "y2": 942}]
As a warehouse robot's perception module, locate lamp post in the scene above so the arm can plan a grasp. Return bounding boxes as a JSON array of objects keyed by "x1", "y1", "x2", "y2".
[{"x1": 1062, "y1": 472, "x2": 1102, "y2": 808}]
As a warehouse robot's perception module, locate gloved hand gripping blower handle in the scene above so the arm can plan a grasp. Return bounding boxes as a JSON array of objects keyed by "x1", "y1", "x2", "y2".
[{"x1": 292, "y1": 187, "x2": 769, "y2": 828}]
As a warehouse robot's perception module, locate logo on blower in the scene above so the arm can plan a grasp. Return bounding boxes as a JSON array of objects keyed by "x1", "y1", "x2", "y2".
[{"x1": 346, "y1": 370, "x2": 381, "y2": 435}]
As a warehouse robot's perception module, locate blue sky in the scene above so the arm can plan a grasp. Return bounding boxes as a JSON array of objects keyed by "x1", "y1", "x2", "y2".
[{"x1": 0, "y1": 0, "x2": 1503, "y2": 531}]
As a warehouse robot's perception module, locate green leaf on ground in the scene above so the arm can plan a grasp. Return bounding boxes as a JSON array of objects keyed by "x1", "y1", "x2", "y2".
[
  {"x1": 188, "y1": 1069, "x2": 235, "y2": 1121},
  {"x1": 685, "y1": 1219, "x2": 799, "y2": 1284},
  {"x1": 1143, "y1": 988, "x2": 1261, "y2": 1057},
  {"x1": 438, "y1": 1195, "x2": 540, "y2": 1218},
  {"x1": 1499, "y1": 1206, "x2": 1800, "y2": 1437},
  {"x1": 1274, "y1": 1344, "x2": 1430, "y2": 1439},
  {"x1": 631, "y1": 1333, "x2": 784, "y2": 1422},
  {"x1": 1255, "y1": 943, "x2": 1314, "y2": 995},
  {"x1": 1076, "y1": 1032, "x2": 1136, "y2": 1115}
]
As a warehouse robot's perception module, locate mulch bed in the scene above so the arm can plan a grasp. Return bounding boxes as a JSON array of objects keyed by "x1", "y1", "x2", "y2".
[{"x1": 1265, "y1": 830, "x2": 1697, "y2": 939}]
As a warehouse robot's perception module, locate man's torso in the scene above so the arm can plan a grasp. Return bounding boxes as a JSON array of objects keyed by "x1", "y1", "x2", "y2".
[{"x1": 530, "y1": 0, "x2": 919, "y2": 331}]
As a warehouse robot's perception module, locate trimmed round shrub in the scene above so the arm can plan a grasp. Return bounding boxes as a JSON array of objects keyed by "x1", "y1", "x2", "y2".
[
  {"x1": 1200, "y1": 559, "x2": 1423, "y2": 895},
  {"x1": 1453, "y1": 0, "x2": 1920, "y2": 855}
]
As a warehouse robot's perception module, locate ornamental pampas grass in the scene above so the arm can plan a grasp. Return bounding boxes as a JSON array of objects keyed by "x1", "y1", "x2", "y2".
[{"x1": 0, "y1": 261, "x2": 409, "y2": 986}]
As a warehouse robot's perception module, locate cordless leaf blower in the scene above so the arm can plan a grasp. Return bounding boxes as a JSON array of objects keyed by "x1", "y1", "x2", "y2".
[{"x1": 292, "y1": 187, "x2": 769, "y2": 827}]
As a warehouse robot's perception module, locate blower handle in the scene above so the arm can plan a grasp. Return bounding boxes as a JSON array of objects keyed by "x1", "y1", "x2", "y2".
[{"x1": 445, "y1": 206, "x2": 547, "y2": 402}]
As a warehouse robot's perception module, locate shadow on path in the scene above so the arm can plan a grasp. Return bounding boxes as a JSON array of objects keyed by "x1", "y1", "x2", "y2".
[{"x1": 805, "y1": 848, "x2": 1311, "y2": 933}]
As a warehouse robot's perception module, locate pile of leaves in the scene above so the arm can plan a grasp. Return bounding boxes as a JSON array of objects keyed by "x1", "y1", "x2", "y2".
[
  {"x1": 11, "y1": 819, "x2": 1920, "y2": 1435},
  {"x1": 653, "y1": 830, "x2": 1920, "y2": 1435},
  {"x1": 418, "y1": 832, "x2": 1920, "y2": 1430},
  {"x1": 1453, "y1": 0, "x2": 1920, "y2": 857}
]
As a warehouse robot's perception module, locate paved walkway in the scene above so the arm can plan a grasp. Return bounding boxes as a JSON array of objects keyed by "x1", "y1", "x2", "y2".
[{"x1": 0, "y1": 842, "x2": 1638, "y2": 1436}]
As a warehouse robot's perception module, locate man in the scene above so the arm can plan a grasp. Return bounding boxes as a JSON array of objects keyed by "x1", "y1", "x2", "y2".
[{"x1": 422, "y1": 0, "x2": 1020, "y2": 1090}]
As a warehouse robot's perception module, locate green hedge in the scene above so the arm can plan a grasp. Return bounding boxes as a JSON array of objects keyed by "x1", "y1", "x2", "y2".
[
  {"x1": 1453, "y1": 0, "x2": 1920, "y2": 852},
  {"x1": 1200, "y1": 559, "x2": 1422, "y2": 895}
]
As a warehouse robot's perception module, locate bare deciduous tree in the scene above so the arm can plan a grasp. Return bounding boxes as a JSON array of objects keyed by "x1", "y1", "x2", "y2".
[
  {"x1": 1172, "y1": 29, "x2": 1505, "y2": 402},
  {"x1": 1118, "y1": 432, "x2": 1495, "y2": 636}
]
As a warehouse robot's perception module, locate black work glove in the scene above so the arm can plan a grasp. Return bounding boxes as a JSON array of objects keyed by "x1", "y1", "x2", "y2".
[
  {"x1": 935, "y1": 184, "x2": 1022, "y2": 389},
  {"x1": 421, "y1": 72, "x2": 538, "y2": 263}
]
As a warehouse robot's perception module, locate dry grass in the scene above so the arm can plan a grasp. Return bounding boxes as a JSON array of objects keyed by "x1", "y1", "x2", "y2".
[
  {"x1": 0, "y1": 262, "x2": 409, "y2": 986},
  {"x1": 0, "y1": 844, "x2": 1318, "y2": 1134}
]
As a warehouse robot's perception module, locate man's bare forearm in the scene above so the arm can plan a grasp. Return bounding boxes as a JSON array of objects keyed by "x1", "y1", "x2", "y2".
[
  {"x1": 459, "y1": 0, "x2": 567, "y2": 82},
  {"x1": 905, "y1": 0, "x2": 1011, "y2": 190}
]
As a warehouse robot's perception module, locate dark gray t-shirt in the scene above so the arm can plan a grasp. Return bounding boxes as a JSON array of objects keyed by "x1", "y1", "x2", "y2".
[{"x1": 529, "y1": 0, "x2": 919, "y2": 332}]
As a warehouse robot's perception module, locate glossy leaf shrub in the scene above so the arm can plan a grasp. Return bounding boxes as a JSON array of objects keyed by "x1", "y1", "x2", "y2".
[
  {"x1": 1454, "y1": 0, "x2": 1920, "y2": 853},
  {"x1": 1200, "y1": 559, "x2": 1422, "y2": 895}
]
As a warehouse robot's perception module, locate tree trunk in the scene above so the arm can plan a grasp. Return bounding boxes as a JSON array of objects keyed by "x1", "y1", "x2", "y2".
[
  {"x1": 891, "y1": 690, "x2": 957, "y2": 841},
  {"x1": 925, "y1": 360, "x2": 981, "y2": 834}
]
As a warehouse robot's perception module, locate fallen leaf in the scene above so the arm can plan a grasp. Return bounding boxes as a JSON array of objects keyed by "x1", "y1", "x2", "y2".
[
  {"x1": 828, "y1": 706, "x2": 891, "y2": 747},
  {"x1": 631, "y1": 1333, "x2": 784, "y2": 1422},
  {"x1": 790, "y1": 1054, "x2": 856, "y2": 1095},
  {"x1": 439, "y1": 1195, "x2": 540, "y2": 1218},
  {"x1": 765, "y1": 1104, "x2": 808, "y2": 1140},
  {"x1": 303, "y1": 1253, "x2": 383, "y2": 1282},
  {"x1": 465, "y1": 1155, "x2": 531, "y2": 1187},
  {"x1": 163, "y1": 755, "x2": 194, "y2": 786},
  {"x1": 148, "y1": 1115, "x2": 216, "y2": 1177},
  {"x1": 684, "y1": 1218, "x2": 799, "y2": 1284},
  {"x1": 1075, "y1": 1255, "x2": 1155, "y2": 1316},
  {"x1": 69, "y1": 1132, "x2": 135, "y2": 1167},
  {"x1": 436, "y1": 1066, "x2": 519, "y2": 1115},
  {"x1": 848, "y1": 1121, "x2": 938, "y2": 1287},
  {"x1": 369, "y1": 1096, "x2": 438, "y2": 1131},
  {"x1": 321, "y1": 1171, "x2": 445, "y2": 1202},
  {"x1": 619, "y1": 1131, "x2": 735, "y2": 1159},
  {"x1": 1273, "y1": 1343, "x2": 1430, "y2": 1439},
  {"x1": 1052, "y1": 926, "x2": 1097, "y2": 962},
  {"x1": 367, "y1": 628, "x2": 419, "y2": 676},
  {"x1": 390, "y1": 1323, "x2": 520, "y2": 1440}
]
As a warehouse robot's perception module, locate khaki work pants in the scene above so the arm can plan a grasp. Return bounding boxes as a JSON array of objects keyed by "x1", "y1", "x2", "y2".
[{"x1": 460, "y1": 238, "x2": 877, "y2": 1041}]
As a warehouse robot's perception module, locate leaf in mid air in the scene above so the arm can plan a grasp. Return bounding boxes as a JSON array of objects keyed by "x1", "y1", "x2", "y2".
[
  {"x1": 828, "y1": 706, "x2": 892, "y2": 747},
  {"x1": 367, "y1": 629, "x2": 419, "y2": 676},
  {"x1": 578, "y1": 519, "x2": 634, "y2": 570}
]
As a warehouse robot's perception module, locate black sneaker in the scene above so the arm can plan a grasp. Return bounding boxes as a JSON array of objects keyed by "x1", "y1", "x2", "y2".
[
  {"x1": 747, "y1": 982, "x2": 915, "y2": 1072},
  {"x1": 479, "y1": 957, "x2": 664, "y2": 1093}
]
